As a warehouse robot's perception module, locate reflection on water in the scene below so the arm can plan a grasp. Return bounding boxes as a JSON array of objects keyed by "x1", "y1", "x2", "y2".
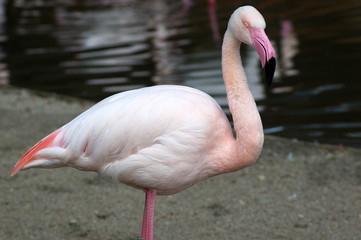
[
  {"x1": 279, "y1": 19, "x2": 299, "y2": 78},
  {"x1": 1, "y1": 0, "x2": 361, "y2": 147}
]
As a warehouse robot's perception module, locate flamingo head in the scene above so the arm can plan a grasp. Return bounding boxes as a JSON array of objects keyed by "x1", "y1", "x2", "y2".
[{"x1": 228, "y1": 6, "x2": 276, "y2": 85}]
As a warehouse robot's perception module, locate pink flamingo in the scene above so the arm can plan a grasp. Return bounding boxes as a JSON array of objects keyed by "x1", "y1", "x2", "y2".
[{"x1": 11, "y1": 6, "x2": 275, "y2": 240}]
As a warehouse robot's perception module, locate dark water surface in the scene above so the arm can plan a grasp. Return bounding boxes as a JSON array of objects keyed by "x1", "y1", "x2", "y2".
[{"x1": 1, "y1": 0, "x2": 361, "y2": 147}]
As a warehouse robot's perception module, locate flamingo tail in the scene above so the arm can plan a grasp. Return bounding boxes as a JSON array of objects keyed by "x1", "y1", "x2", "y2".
[{"x1": 11, "y1": 129, "x2": 62, "y2": 176}]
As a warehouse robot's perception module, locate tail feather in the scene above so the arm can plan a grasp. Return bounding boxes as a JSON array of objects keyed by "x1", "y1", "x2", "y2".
[{"x1": 11, "y1": 129, "x2": 62, "y2": 176}]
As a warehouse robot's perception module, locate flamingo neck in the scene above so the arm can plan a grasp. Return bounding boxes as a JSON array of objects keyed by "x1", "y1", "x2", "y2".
[{"x1": 221, "y1": 30, "x2": 264, "y2": 172}]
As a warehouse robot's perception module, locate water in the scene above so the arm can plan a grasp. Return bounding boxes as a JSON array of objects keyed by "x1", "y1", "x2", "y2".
[{"x1": 1, "y1": 0, "x2": 361, "y2": 147}]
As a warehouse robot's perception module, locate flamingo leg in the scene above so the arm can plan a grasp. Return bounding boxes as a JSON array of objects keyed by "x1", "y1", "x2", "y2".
[{"x1": 140, "y1": 190, "x2": 156, "y2": 240}]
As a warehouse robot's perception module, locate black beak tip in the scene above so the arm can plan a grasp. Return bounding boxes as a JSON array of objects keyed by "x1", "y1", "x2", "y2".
[{"x1": 264, "y1": 57, "x2": 276, "y2": 86}]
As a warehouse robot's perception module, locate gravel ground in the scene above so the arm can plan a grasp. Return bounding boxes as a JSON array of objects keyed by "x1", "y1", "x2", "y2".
[{"x1": 1, "y1": 85, "x2": 360, "y2": 240}]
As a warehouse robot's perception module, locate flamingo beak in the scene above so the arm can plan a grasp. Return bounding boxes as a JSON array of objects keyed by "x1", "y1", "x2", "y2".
[{"x1": 249, "y1": 27, "x2": 276, "y2": 85}]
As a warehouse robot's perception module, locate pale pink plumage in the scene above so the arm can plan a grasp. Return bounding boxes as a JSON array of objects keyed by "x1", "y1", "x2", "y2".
[{"x1": 11, "y1": 6, "x2": 276, "y2": 240}]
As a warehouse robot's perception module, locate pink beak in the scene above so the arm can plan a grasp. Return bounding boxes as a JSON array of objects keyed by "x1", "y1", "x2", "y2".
[{"x1": 249, "y1": 27, "x2": 276, "y2": 85}]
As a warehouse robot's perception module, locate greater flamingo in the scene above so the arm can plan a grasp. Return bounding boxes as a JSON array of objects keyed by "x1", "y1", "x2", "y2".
[{"x1": 11, "y1": 6, "x2": 276, "y2": 240}]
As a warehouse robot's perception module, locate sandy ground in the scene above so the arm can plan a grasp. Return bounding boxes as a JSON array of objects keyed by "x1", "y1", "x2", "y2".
[{"x1": 0, "y1": 85, "x2": 360, "y2": 240}]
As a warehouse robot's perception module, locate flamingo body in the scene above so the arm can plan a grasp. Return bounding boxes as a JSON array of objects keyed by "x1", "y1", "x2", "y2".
[
  {"x1": 12, "y1": 6, "x2": 276, "y2": 240},
  {"x1": 13, "y1": 85, "x2": 232, "y2": 195}
]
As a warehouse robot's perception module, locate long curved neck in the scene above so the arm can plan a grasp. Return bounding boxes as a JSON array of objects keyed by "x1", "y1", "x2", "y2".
[{"x1": 221, "y1": 30, "x2": 264, "y2": 172}]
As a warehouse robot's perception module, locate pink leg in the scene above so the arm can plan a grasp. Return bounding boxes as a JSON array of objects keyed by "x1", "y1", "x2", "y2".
[{"x1": 140, "y1": 190, "x2": 156, "y2": 240}]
